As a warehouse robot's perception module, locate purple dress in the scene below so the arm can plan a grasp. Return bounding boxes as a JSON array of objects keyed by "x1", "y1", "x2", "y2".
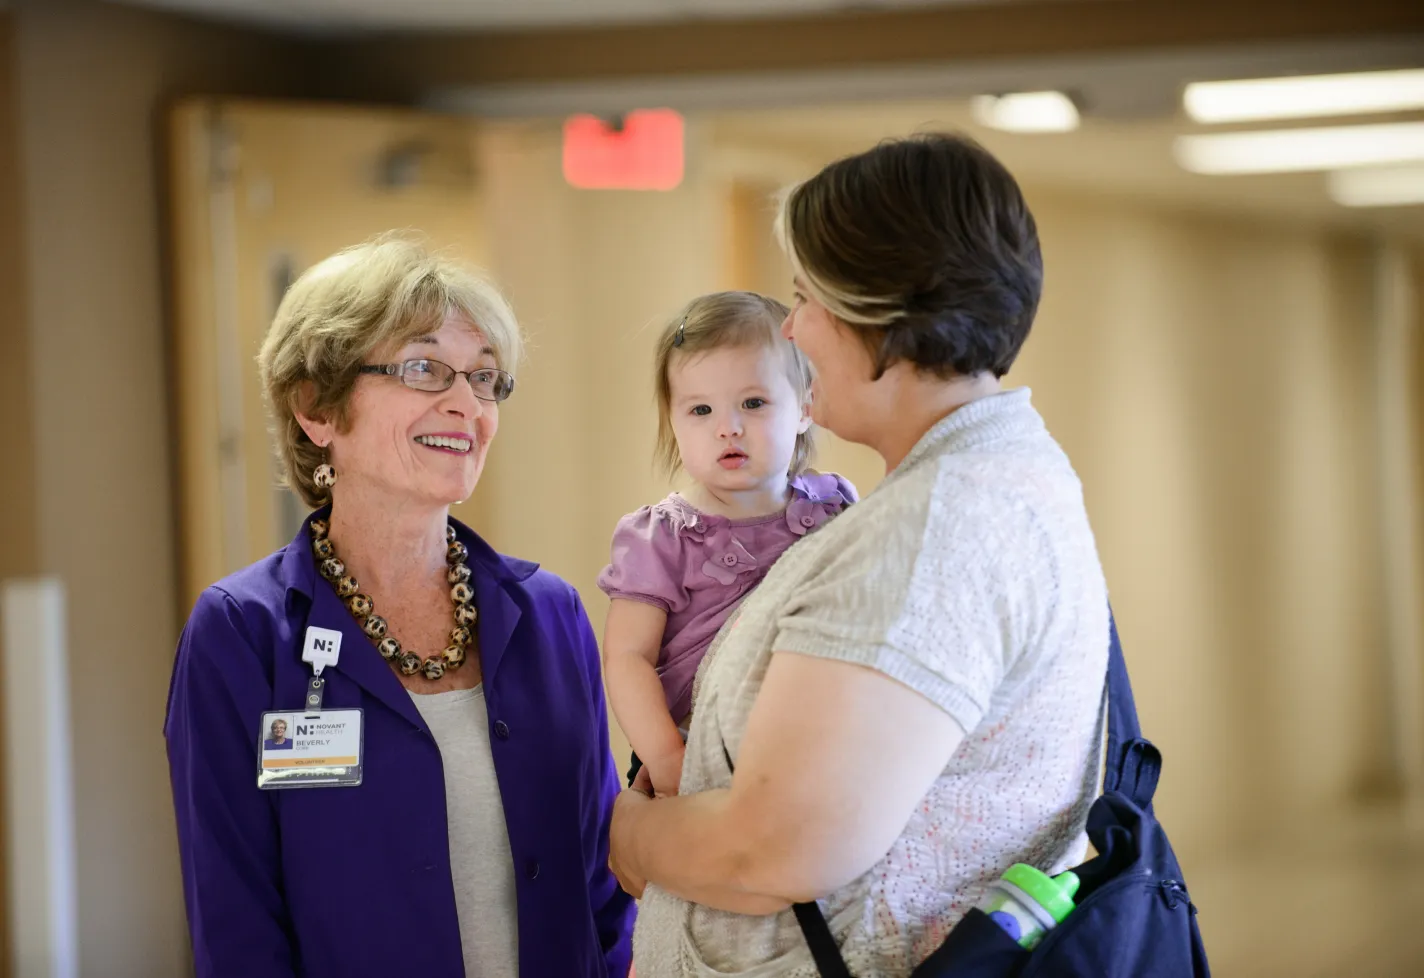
[{"x1": 597, "y1": 472, "x2": 857, "y2": 723}]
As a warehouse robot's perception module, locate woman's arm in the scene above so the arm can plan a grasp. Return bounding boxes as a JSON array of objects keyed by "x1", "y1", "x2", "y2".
[
  {"x1": 568, "y1": 589, "x2": 637, "y2": 976},
  {"x1": 164, "y1": 590, "x2": 299, "y2": 978},
  {"x1": 610, "y1": 650, "x2": 965, "y2": 910},
  {"x1": 603, "y1": 598, "x2": 686, "y2": 796}
]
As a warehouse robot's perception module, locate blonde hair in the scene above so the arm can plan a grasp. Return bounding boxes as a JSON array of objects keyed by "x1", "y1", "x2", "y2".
[
  {"x1": 653, "y1": 291, "x2": 813, "y2": 480},
  {"x1": 258, "y1": 233, "x2": 523, "y2": 507}
]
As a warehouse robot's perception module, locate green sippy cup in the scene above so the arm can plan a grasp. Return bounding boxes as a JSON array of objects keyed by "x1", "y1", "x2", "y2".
[{"x1": 975, "y1": 863, "x2": 1080, "y2": 950}]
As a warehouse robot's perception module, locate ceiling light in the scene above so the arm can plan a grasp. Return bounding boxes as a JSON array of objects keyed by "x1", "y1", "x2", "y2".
[
  {"x1": 1174, "y1": 122, "x2": 1424, "y2": 175},
  {"x1": 1327, "y1": 165, "x2": 1424, "y2": 207},
  {"x1": 1184, "y1": 69, "x2": 1424, "y2": 124},
  {"x1": 971, "y1": 92, "x2": 1079, "y2": 133}
]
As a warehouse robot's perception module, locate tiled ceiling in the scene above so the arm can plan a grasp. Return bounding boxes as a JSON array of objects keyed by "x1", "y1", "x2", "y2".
[{"x1": 104, "y1": 0, "x2": 998, "y2": 32}]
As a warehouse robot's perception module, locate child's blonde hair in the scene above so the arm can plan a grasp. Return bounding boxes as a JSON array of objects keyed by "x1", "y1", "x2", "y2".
[{"x1": 653, "y1": 291, "x2": 813, "y2": 480}]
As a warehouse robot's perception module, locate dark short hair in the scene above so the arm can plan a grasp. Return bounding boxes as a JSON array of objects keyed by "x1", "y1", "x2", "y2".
[{"x1": 777, "y1": 133, "x2": 1042, "y2": 380}]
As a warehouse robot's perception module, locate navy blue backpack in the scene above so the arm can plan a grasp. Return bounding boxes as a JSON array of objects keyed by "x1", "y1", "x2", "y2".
[{"x1": 791, "y1": 614, "x2": 1211, "y2": 977}]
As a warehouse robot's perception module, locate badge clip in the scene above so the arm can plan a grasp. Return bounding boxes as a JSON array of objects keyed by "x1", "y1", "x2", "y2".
[
  {"x1": 301, "y1": 625, "x2": 342, "y2": 677},
  {"x1": 305, "y1": 675, "x2": 325, "y2": 717}
]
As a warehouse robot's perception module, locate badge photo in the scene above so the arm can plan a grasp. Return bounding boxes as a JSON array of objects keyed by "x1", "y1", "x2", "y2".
[{"x1": 257, "y1": 708, "x2": 365, "y2": 789}]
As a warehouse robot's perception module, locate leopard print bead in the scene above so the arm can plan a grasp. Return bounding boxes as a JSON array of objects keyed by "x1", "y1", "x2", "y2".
[{"x1": 314, "y1": 523, "x2": 483, "y2": 683}]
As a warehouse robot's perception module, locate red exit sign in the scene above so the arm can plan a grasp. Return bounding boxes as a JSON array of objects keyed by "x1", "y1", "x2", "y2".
[{"x1": 562, "y1": 109, "x2": 685, "y2": 191}]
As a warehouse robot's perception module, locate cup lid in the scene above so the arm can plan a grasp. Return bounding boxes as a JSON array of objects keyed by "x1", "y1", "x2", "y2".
[{"x1": 1002, "y1": 864, "x2": 1080, "y2": 923}]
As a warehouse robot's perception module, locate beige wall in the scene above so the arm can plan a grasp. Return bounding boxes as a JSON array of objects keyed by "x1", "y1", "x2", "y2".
[
  {"x1": 1016, "y1": 196, "x2": 1389, "y2": 853},
  {"x1": 8, "y1": 2, "x2": 317, "y2": 974}
]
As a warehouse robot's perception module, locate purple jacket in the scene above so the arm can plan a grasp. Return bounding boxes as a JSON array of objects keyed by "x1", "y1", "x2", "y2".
[{"x1": 164, "y1": 511, "x2": 634, "y2": 978}]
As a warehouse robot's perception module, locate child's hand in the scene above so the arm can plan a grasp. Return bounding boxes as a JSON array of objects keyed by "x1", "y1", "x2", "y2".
[{"x1": 647, "y1": 744, "x2": 686, "y2": 798}]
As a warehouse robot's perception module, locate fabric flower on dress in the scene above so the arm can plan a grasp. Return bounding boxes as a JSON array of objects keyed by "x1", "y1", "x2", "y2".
[
  {"x1": 699, "y1": 528, "x2": 759, "y2": 585},
  {"x1": 785, "y1": 472, "x2": 855, "y2": 535},
  {"x1": 663, "y1": 504, "x2": 710, "y2": 542},
  {"x1": 785, "y1": 495, "x2": 833, "y2": 536}
]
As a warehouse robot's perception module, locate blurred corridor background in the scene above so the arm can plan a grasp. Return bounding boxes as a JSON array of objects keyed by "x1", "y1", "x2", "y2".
[{"x1": 1, "y1": 0, "x2": 1423, "y2": 975}]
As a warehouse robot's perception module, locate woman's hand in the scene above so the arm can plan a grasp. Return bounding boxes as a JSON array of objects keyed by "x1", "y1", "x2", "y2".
[
  {"x1": 645, "y1": 743, "x2": 686, "y2": 798},
  {"x1": 610, "y1": 782, "x2": 655, "y2": 899},
  {"x1": 608, "y1": 779, "x2": 793, "y2": 915}
]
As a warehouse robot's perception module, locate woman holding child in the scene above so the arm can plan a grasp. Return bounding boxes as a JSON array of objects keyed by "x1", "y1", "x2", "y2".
[{"x1": 608, "y1": 134, "x2": 1112, "y2": 977}]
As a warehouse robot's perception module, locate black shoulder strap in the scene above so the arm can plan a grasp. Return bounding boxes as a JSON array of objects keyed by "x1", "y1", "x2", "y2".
[
  {"x1": 724, "y1": 607, "x2": 1142, "y2": 977},
  {"x1": 1102, "y1": 610, "x2": 1160, "y2": 810},
  {"x1": 793, "y1": 904, "x2": 855, "y2": 978}
]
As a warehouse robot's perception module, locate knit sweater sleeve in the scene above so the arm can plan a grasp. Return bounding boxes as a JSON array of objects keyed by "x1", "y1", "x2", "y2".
[{"x1": 772, "y1": 466, "x2": 1052, "y2": 736}]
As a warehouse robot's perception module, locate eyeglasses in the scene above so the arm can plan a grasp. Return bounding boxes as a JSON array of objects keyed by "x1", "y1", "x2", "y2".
[{"x1": 359, "y1": 359, "x2": 516, "y2": 402}]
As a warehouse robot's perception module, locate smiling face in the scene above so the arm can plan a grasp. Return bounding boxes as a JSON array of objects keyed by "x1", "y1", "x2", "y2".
[
  {"x1": 666, "y1": 342, "x2": 810, "y2": 498},
  {"x1": 300, "y1": 311, "x2": 500, "y2": 510},
  {"x1": 269, "y1": 719, "x2": 287, "y2": 741}
]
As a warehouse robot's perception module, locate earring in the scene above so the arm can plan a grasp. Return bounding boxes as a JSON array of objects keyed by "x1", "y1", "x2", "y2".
[{"x1": 314, "y1": 455, "x2": 337, "y2": 491}]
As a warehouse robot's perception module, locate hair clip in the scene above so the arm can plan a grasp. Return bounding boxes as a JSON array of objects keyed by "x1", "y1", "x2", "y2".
[{"x1": 672, "y1": 316, "x2": 687, "y2": 347}]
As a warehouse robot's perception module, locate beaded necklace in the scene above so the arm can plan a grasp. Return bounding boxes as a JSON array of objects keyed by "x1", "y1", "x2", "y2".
[{"x1": 309, "y1": 519, "x2": 477, "y2": 681}]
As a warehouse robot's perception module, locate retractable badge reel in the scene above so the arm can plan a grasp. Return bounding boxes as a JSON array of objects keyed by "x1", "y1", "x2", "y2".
[{"x1": 301, "y1": 626, "x2": 342, "y2": 715}]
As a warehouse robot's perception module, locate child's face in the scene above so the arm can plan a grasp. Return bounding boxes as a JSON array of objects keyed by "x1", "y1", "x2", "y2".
[{"x1": 667, "y1": 343, "x2": 810, "y2": 496}]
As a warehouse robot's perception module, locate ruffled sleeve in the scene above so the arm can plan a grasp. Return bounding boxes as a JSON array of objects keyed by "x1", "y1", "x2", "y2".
[
  {"x1": 784, "y1": 471, "x2": 859, "y2": 537},
  {"x1": 596, "y1": 504, "x2": 694, "y2": 615}
]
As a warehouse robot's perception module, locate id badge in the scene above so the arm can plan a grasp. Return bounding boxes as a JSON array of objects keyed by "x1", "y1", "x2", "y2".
[{"x1": 257, "y1": 709, "x2": 364, "y2": 789}]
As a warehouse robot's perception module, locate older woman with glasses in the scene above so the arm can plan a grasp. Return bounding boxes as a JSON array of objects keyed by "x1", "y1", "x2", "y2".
[{"x1": 165, "y1": 235, "x2": 634, "y2": 978}]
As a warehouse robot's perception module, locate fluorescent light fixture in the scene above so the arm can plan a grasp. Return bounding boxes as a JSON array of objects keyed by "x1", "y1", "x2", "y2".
[
  {"x1": 1184, "y1": 69, "x2": 1424, "y2": 124},
  {"x1": 1174, "y1": 122, "x2": 1424, "y2": 175},
  {"x1": 971, "y1": 91, "x2": 1079, "y2": 133},
  {"x1": 1328, "y1": 165, "x2": 1424, "y2": 207}
]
